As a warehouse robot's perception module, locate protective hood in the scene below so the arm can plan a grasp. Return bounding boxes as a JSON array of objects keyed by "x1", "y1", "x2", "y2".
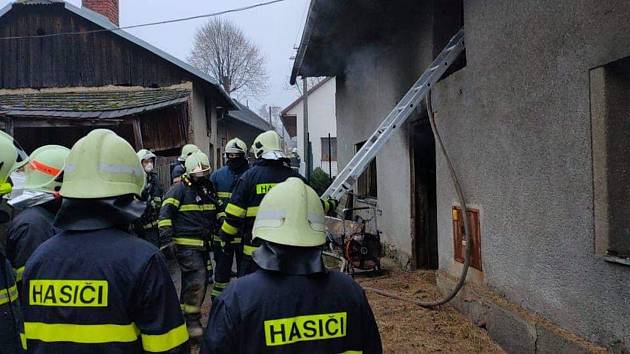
[
  {"x1": 253, "y1": 241, "x2": 326, "y2": 275},
  {"x1": 54, "y1": 195, "x2": 145, "y2": 231}
]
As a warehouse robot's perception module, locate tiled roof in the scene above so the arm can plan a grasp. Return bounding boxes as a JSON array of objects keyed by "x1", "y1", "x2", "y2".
[
  {"x1": 0, "y1": 88, "x2": 191, "y2": 118},
  {"x1": 227, "y1": 100, "x2": 273, "y2": 132}
]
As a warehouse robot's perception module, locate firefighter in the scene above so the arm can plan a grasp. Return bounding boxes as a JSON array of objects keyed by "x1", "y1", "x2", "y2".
[
  {"x1": 159, "y1": 150, "x2": 218, "y2": 338},
  {"x1": 202, "y1": 178, "x2": 382, "y2": 354},
  {"x1": 218, "y1": 130, "x2": 336, "y2": 277},
  {"x1": 134, "y1": 149, "x2": 164, "y2": 248},
  {"x1": 209, "y1": 138, "x2": 248, "y2": 299},
  {"x1": 22, "y1": 129, "x2": 189, "y2": 353},
  {"x1": 0, "y1": 130, "x2": 28, "y2": 353},
  {"x1": 171, "y1": 144, "x2": 199, "y2": 184},
  {"x1": 6, "y1": 145, "x2": 69, "y2": 290}
]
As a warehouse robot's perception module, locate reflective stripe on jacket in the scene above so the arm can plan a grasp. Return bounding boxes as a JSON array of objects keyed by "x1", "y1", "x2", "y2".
[
  {"x1": 159, "y1": 177, "x2": 218, "y2": 247},
  {"x1": 22, "y1": 228, "x2": 189, "y2": 353},
  {"x1": 210, "y1": 164, "x2": 249, "y2": 206},
  {"x1": 201, "y1": 270, "x2": 382, "y2": 354},
  {"x1": 218, "y1": 160, "x2": 304, "y2": 247}
]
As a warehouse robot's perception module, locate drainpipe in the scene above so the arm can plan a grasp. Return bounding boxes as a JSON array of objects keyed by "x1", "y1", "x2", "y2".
[{"x1": 302, "y1": 77, "x2": 310, "y2": 180}]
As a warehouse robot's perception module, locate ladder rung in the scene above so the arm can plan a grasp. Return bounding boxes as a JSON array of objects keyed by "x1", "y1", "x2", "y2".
[{"x1": 322, "y1": 28, "x2": 465, "y2": 200}]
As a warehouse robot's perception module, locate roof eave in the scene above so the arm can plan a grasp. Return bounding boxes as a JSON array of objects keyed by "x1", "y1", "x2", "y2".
[{"x1": 289, "y1": 0, "x2": 318, "y2": 85}]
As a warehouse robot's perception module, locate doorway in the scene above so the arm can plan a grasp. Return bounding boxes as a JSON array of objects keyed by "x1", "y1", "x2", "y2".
[{"x1": 410, "y1": 119, "x2": 438, "y2": 269}]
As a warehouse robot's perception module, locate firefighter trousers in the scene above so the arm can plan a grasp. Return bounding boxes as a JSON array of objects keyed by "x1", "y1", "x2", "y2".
[
  {"x1": 212, "y1": 241, "x2": 243, "y2": 299},
  {"x1": 175, "y1": 246, "x2": 207, "y2": 323}
]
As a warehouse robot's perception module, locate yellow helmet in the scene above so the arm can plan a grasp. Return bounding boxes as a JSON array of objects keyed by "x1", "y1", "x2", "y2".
[
  {"x1": 136, "y1": 149, "x2": 156, "y2": 162},
  {"x1": 60, "y1": 129, "x2": 145, "y2": 198},
  {"x1": 185, "y1": 150, "x2": 212, "y2": 176},
  {"x1": 0, "y1": 130, "x2": 27, "y2": 196},
  {"x1": 251, "y1": 131, "x2": 286, "y2": 160},
  {"x1": 23, "y1": 145, "x2": 70, "y2": 193},
  {"x1": 225, "y1": 138, "x2": 247, "y2": 155},
  {"x1": 252, "y1": 177, "x2": 325, "y2": 247},
  {"x1": 179, "y1": 144, "x2": 199, "y2": 161}
]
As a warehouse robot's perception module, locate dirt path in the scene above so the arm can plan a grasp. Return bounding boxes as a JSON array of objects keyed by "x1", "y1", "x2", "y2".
[{"x1": 172, "y1": 260, "x2": 503, "y2": 353}]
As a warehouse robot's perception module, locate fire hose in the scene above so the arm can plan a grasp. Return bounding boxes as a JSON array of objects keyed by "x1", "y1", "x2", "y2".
[{"x1": 362, "y1": 89, "x2": 472, "y2": 308}]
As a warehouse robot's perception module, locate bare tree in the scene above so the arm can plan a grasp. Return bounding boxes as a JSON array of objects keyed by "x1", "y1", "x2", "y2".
[
  {"x1": 189, "y1": 18, "x2": 267, "y2": 98},
  {"x1": 257, "y1": 104, "x2": 285, "y2": 136}
]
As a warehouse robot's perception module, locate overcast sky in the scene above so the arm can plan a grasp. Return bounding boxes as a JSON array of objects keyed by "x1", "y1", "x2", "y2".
[{"x1": 0, "y1": 0, "x2": 309, "y2": 110}]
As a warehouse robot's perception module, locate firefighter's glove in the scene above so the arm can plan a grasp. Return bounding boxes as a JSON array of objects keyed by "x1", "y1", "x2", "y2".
[
  {"x1": 323, "y1": 198, "x2": 338, "y2": 215},
  {"x1": 150, "y1": 197, "x2": 162, "y2": 209}
]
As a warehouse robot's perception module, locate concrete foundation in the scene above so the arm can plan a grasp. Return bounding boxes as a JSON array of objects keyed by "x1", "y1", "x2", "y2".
[{"x1": 437, "y1": 272, "x2": 611, "y2": 354}]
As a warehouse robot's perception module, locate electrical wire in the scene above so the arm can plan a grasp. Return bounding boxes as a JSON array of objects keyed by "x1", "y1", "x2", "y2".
[
  {"x1": 363, "y1": 89, "x2": 472, "y2": 308},
  {"x1": 0, "y1": 0, "x2": 287, "y2": 41}
]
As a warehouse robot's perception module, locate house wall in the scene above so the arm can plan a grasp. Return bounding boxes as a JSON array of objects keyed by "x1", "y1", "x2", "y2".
[
  {"x1": 332, "y1": 0, "x2": 630, "y2": 348},
  {"x1": 190, "y1": 84, "x2": 218, "y2": 168},
  {"x1": 287, "y1": 78, "x2": 338, "y2": 177},
  {"x1": 426, "y1": 0, "x2": 630, "y2": 348},
  {"x1": 335, "y1": 6, "x2": 435, "y2": 267},
  {"x1": 0, "y1": 4, "x2": 190, "y2": 89}
]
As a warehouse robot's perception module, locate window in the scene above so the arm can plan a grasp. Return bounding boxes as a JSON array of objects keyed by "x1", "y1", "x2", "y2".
[
  {"x1": 321, "y1": 137, "x2": 337, "y2": 162},
  {"x1": 452, "y1": 207, "x2": 482, "y2": 271},
  {"x1": 590, "y1": 56, "x2": 630, "y2": 264},
  {"x1": 355, "y1": 141, "x2": 377, "y2": 199}
]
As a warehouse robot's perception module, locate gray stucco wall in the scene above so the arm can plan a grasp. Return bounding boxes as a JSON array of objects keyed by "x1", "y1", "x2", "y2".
[
  {"x1": 191, "y1": 84, "x2": 219, "y2": 168},
  {"x1": 333, "y1": 0, "x2": 630, "y2": 348},
  {"x1": 335, "y1": 4, "x2": 435, "y2": 267},
  {"x1": 429, "y1": 0, "x2": 630, "y2": 347}
]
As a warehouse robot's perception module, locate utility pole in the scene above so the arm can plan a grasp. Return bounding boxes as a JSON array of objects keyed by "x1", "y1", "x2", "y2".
[
  {"x1": 268, "y1": 106, "x2": 272, "y2": 127},
  {"x1": 302, "y1": 77, "x2": 310, "y2": 180}
]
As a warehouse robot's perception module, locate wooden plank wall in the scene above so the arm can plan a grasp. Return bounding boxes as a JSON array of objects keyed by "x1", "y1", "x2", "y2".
[{"x1": 0, "y1": 4, "x2": 191, "y2": 89}]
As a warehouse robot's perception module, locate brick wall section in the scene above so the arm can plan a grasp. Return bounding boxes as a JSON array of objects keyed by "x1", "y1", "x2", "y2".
[{"x1": 82, "y1": 0, "x2": 119, "y2": 26}]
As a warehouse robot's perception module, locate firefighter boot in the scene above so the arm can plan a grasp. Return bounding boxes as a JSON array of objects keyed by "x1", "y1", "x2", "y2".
[{"x1": 176, "y1": 247, "x2": 207, "y2": 339}]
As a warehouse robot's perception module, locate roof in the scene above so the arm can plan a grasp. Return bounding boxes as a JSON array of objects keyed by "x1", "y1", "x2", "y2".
[
  {"x1": 0, "y1": 88, "x2": 191, "y2": 118},
  {"x1": 280, "y1": 77, "x2": 333, "y2": 116},
  {"x1": 0, "y1": 0, "x2": 235, "y2": 108},
  {"x1": 226, "y1": 100, "x2": 273, "y2": 132},
  {"x1": 290, "y1": 0, "x2": 427, "y2": 84}
]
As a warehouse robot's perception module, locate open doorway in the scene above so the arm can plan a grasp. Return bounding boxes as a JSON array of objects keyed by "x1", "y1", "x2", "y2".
[{"x1": 410, "y1": 119, "x2": 438, "y2": 269}]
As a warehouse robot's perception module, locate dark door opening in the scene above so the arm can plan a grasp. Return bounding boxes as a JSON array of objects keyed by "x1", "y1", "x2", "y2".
[{"x1": 411, "y1": 119, "x2": 438, "y2": 269}]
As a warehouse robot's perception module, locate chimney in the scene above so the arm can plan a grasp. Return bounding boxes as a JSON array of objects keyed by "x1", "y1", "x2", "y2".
[{"x1": 82, "y1": 0, "x2": 119, "y2": 26}]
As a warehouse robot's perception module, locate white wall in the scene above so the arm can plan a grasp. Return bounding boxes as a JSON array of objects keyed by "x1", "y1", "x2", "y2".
[{"x1": 285, "y1": 77, "x2": 337, "y2": 177}]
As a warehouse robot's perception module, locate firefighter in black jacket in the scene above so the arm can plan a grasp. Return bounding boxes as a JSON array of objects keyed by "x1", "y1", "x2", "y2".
[
  {"x1": 209, "y1": 138, "x2": 248, "y2": 299},
  {"x1": 6, "y1": 145, "x2": 68, "y2": 291},
  {"x1": 202, "y1": 178, "x2": 382, "y2": 354},
  {"x1": 0, "y1": 130, "x2": 28, "y2": 354},
  {"x1": 22, "y1": 129, "x2": 189, "y2": 353},
  {"x1": 134, "y1": 149, "x2": 164, "y2": 248},
  {"x1": 170, "y1": 144, "x2": 199, "y2": 184},
  {"x1": 159, "y1": 150, "x2": 218, "y2": 339},
  {"x1": 218, "y1": 131, "x2": 336, "y2": 276}
]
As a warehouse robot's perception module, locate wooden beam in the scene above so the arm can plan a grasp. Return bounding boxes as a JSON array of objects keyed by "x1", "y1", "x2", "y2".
[
  {"x1": 132, "y1": 117, "x2": 143, "y2": 149},
  {"x1": 10, "y1": 118, "x2": 123, "y2": 128}
]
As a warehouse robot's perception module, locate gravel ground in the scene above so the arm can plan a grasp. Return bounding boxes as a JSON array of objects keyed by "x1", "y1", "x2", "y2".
[{"x1": 170, "y1": 259, "x2": 503, "y2": 353}]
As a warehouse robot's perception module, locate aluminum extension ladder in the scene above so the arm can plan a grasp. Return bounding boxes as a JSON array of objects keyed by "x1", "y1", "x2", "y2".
[{"x1": 322, "y1": 29, "x2": 465, "y2": 200}]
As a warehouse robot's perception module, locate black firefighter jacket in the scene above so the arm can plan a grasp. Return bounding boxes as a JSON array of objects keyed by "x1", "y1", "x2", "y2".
[
  {"x1": 6, "y1": 205, "x2": 57, "y2": 287},
  {"x1": 159, "y1": 176, "x2": 218, "y2": 248},
  {"x1": 201, "y1": 269, "x2": 382, "y2": 354},
  {"x1": 21, "y1": 227, "x2": 189, "y2": 353},
  {"x1": 218, "y1": 160, "x2": 304, "y2": 256}
]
